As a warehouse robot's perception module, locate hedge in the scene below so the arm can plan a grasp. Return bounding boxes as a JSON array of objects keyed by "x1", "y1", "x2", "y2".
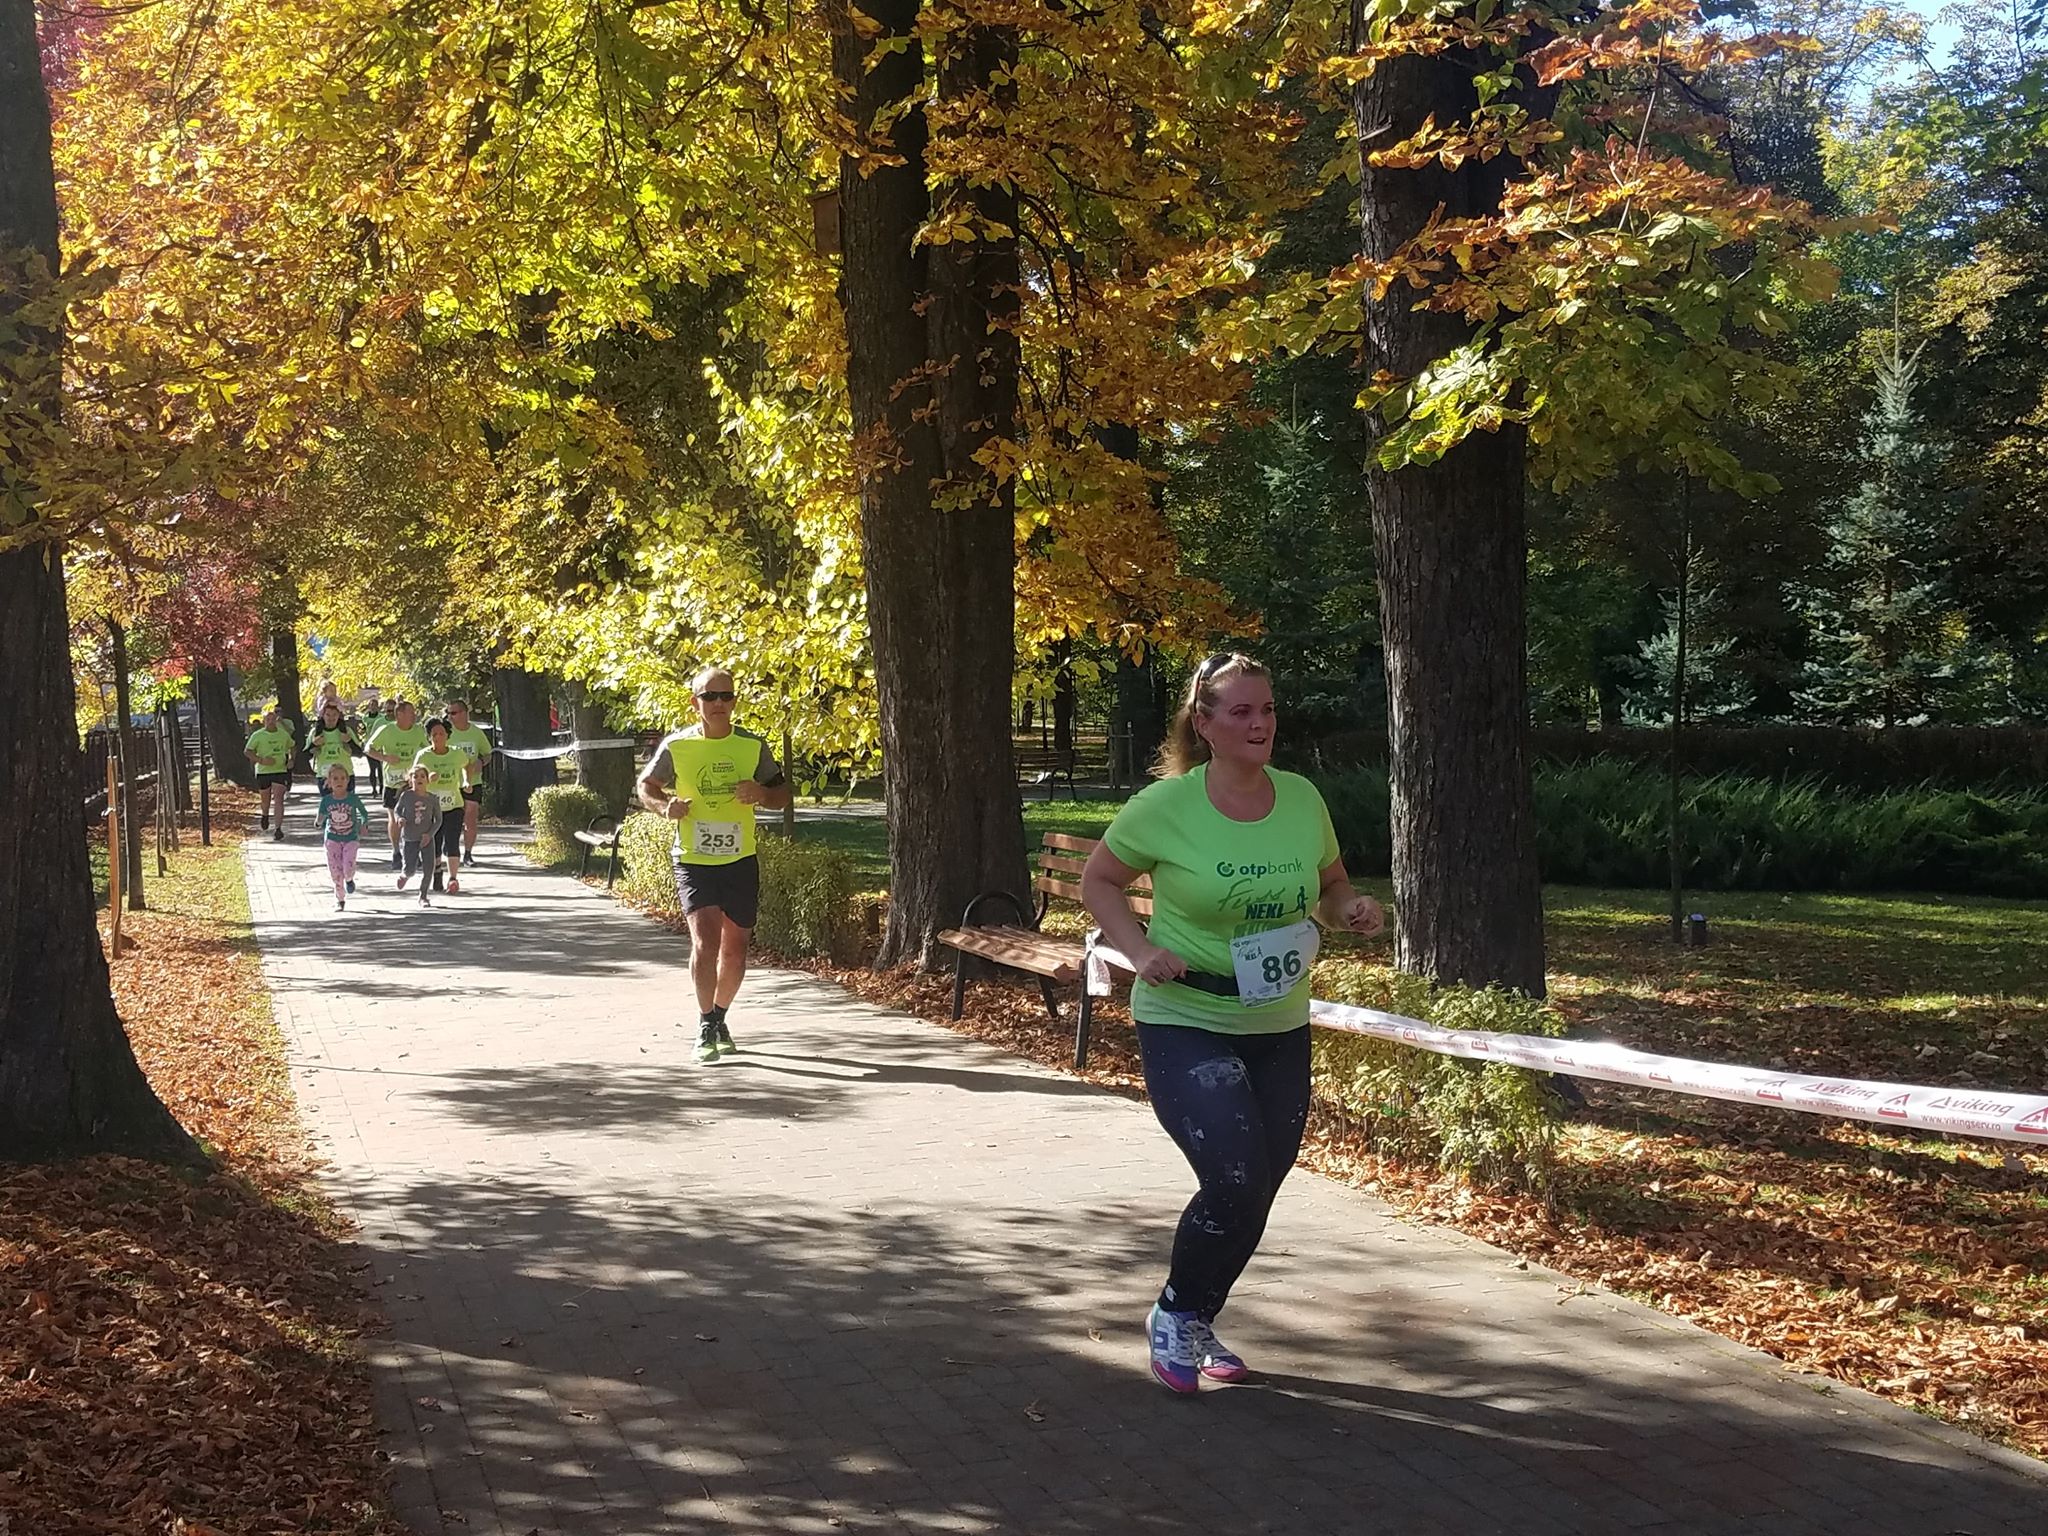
[
  {"x1": 1321, "y1": 760, "x2": 2048, "y2": 897},
  {"x1": 526, "y1": 784, "x2": 605, "y2": 867},
  {"x1": 1297, "y1": 724, "x2": 2048, "y2": 793}
]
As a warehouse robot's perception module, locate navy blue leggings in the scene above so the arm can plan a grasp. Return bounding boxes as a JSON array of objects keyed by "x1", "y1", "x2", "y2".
[{"x1": 1137, "y1": 1021, "x2": 1311, "y2": 1320}]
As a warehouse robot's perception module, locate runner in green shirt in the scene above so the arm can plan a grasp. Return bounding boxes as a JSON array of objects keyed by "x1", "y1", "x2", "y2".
[
  {"x1": 244, "y1": 707, "x2": 295, "y2": 842},
  {"x1": 366, "y1": 699, "x2": 430, "y2": 871},
  {"x1": 411, "y1": 719, "x2": 469, "y2": 894},
  {"x1": 1082, "y1": 651, "x2": 1384, "y2": 1394},
  {"x1": 443, "y1": 699, "x2": 493, "y2": 868},
  {"x1": 306, "y1": 701, "x2": 364, "y2": 793}
]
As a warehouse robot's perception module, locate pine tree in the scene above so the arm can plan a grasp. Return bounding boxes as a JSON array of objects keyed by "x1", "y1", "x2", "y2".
[
  {"x1": 1623, "y1": 582, "x2": 1753, "y2": 727},
  {"x1": 1796, "y1": 324, "x2": 1987, "y2": 726}
]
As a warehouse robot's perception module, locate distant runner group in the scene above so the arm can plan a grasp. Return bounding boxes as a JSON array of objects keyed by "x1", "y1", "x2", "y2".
[{"x1": 243, "y1": 685, "x2": 493, "y2": 910}]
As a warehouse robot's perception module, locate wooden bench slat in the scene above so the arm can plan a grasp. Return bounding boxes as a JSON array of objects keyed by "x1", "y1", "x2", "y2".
[
  {"x1": 572, "y1": 830, "x2": 614, "y2": 845},
  {"x1": 1040, "y1": 832, "x2": 1100, "y2": 855},
  {"x1": 936, "y1": 926, "x2": 1081, "y2": 981}
]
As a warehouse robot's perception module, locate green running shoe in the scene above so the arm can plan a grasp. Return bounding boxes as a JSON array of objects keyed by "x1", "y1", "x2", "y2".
[
  {"x1": 694, "y1": 1019, "x2": 722, "y2": 1064},
  {"x1": 714, "y1": 1020, "x2": 738, "y2": 1056}
]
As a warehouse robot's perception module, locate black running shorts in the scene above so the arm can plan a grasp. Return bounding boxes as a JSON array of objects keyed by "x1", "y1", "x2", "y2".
[
  {"x1": 257, "y1": 772, "x2": 291, "y2": 789},
  {"x1": 671, "y1": 853, "x2": 760, "y2": 929}
]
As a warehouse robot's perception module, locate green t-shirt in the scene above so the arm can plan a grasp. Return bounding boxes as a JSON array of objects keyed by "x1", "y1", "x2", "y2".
[
  {"x1": 445, "y1": 724, "x2": 492, "y2": 785},
  {"x1": 1101, "y1": 764, "x2": 1340, "y2": 1035},
  {"x1": 306, "y1": 721, "x2": 360, "y2": 771},
  {"x1": 245, "y1": 726, "x2": 294, "y2": 774},
  {"x1": 412, "y1": 744, "x2": 467, "y2": 810},
  {"x1": 367, "y1": 719, "x2": 429, "y2": 770}
]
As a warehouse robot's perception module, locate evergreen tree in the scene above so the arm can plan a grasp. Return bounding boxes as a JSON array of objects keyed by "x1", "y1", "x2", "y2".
[
  {"x1": 1623, "y1": 582, "x2": 1755, "y2": 726},
  {"x1": 1795, "y1": 326, "x2": 1988, "y2": 725}
]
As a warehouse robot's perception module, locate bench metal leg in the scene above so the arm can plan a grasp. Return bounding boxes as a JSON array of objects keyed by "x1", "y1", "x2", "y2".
[
  {"x1": 605, "y1": 839, "x2": 621, "y2": 888},
  {"x1": 579, "y1": 843, "x2": 593, "y2": 879},
  {"x1": 1037, "y1": 976, "x2": 1060, "y2": 1023},
  {"x1": 951, "y1": 948, "x2": 968, "y2": 1020},
  {"x1": 1074, "y1": 984, "x2": 1093, "y2": 1070}
]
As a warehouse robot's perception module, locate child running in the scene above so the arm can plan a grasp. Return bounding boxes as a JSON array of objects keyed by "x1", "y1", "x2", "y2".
[
  {"x1": 391, "y1": 766, "x2": 444, "y2": 906},
  {"x1": 317, "y1": 764, "x2": 372, "y2": 911}
]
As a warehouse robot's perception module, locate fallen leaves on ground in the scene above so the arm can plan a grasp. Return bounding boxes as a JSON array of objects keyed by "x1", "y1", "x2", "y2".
[{"x1": 0, "y1": 792, "x2": 403, "y2": 1536}]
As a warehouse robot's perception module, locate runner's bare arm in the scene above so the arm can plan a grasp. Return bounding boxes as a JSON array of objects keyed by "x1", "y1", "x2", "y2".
[
  {"x1": 1081, "y1": 842, "x2": 1185, "y2": 983},
  {"x1": 1316, "y1": 858, "x2": 1385, "y2": 935}
]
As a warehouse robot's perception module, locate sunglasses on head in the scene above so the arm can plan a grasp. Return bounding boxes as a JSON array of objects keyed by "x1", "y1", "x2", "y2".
[
  {"x1": 697, "y1": 690, "x2": 736, "y2": 703},
  {"x1": 1193, "y1": 653, "x2": 1233, "y2": 687}
]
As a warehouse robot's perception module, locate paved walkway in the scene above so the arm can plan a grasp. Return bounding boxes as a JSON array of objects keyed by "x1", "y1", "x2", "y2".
[{"x1": 245, "y1": 797, "x2": 2048, "y2": 1536}]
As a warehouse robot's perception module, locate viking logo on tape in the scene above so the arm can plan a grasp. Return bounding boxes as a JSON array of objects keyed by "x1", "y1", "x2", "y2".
[
  {"x1": 2016, "y1": 1107, "x2": 2048, "y2": 1137},
  {"x1": 1758, "y1": 1080, "x2": 1787, "y2": 1101},
  {"x1": 1879, "y1": 1093, "x2": 1912, "y2": 1120}
]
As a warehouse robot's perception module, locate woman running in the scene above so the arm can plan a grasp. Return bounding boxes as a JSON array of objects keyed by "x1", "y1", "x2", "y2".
[
  {"x1": 411, "y1": 719, "x2": 469, "y2": 894},
  {"x1": 1081, "y1": 652, "x2": 1384, "y2": 1394}
]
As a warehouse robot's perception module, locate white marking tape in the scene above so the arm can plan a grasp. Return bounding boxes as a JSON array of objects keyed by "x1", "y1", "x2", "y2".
[
  {"x1": 1085, "y1": 941, "x2": 2048, "y2": 1146},
  {"x1": 495, "y1": 737, "x2": 640, "y2": 760}
]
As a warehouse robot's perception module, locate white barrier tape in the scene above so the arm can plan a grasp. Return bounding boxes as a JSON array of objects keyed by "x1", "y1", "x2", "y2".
[
  {"x1": 1084, "y1": 940, "x2": 2048, "y2": 1146},
  {"x1": 495, "y1": 737, "x2": 640, "y2": 760}
]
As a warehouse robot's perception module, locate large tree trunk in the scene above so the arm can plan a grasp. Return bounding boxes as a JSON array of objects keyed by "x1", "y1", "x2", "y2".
[
  {"x1": 490, "y1": 664, "x2": 554, "y2": 818},
  {"x1": 833, "y1": 0, "x2": 1028, "y2": 967},
  {"x1": 0, "y1": 5, "x2": 201, "y2": 1163},
  {"x1": 1355, "y1": 48, "x2": 1546, "y2": 995},
  {"x1": 194, "y1": 665, "x2": 255, "y2": 788},
  {"x1": 570, "y1": 685, "x2": 633, "y2": 816},
  {"x1": 268, "y1": 626, "x2": 307, "y2": 770}
]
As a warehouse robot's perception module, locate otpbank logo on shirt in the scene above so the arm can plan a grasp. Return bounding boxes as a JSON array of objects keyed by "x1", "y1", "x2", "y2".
[{"x1": 1214, "y1": 858, "x2": 1311, "y2": 925}]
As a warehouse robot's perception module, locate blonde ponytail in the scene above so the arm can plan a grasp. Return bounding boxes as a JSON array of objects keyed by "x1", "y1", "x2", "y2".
[{"x1": 1154, "y1": 652, "x2": 1270, "y2": 777}]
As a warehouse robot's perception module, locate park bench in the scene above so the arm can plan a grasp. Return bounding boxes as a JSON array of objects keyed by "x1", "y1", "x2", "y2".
[
  {"x1": 573, "y1": 812, "x2": 625, "y2": 888},
  {"x1": 937, "y1": 832, "x2": 1151, "y2": 1068},
  {"x1": 1015, "y1": 745, "x2": 1079, "y2": 800}
]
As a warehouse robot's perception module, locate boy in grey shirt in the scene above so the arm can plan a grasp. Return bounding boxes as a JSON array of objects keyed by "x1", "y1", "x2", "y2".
[{"x1": 392, "y1": 767, "x2": 445, "y2": 905}]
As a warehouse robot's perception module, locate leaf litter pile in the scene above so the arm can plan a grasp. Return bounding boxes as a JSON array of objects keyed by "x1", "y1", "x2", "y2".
[
  {"x1": 795, "y1": 884, "x2": 2048, "y2": 1461},
  {"x1": 1, "y1": 793, "x2": 403, "y2": 1536}
]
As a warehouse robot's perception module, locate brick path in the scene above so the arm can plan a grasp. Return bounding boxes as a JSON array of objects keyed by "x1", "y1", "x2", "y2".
[{"x1": 245, "y1": 800, "x2": 2048, "y2": 1535}]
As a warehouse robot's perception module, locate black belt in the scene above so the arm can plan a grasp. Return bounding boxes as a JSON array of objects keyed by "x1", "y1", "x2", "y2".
[{"x1": 1168, "y1": 968, "x2": 1241, "y2": 1000}]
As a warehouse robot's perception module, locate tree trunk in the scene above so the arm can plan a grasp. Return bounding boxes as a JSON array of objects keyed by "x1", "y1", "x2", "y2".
[
  {"x1": 1112, "y1": 647, "x2": 1166, "y2": 784},
  {"x1": 194, "y1": 665, "x2": 255, "y2": 788},
  {"x1": 832, "y1": 0, "x2": 1028, "y2": 967},
  {"x1": 1355, "y1": 47, "x2": 1546, "y2": 996},
  {"x1": 570, "y1": 687, "x2": 633, "y2": 816},
  {"x1": 269, "y1": 626, "x2": 307, "y2": 770},
  {"x1": 1051, "y1": 641, "x2": 1076, "y2": 756},
  {"x1": 108, "y1": 618, "x2": 145, "y2": 910},
  {"x1": 490, "y1": 664, "x2": 554, "y2": 818},
  {"x1": 0, "y1": 5, "x2": 201, "y2": 1163}
]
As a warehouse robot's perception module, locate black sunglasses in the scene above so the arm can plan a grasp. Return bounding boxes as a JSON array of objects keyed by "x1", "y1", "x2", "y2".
[
  {"x1": 697, "y1": 690, "x2": 736, "y2": 703},
  {"x1": 1193, "y1": 653, "x2": 1233, "y2": 686}
]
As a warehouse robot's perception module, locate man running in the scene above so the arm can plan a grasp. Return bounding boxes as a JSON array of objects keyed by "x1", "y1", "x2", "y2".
[
  {"x1": 637, "y1": 667, "x2": 791, "y2": 1063},
  {"x1": 244, "y1": 706, "x2": 295, "y2": 841},
  {"x1": 365, "y1": 698, "x2": 429, "y2": 871},
  {"x1": 443, "y1": 699, "x2": 493, "y2": 867}
]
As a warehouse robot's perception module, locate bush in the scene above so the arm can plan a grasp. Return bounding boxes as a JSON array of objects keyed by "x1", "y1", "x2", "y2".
[
  {"x1": 1320, "y1": 761, "x2": 2048, "y2": 895},
  {"x1": 614, "y1": 816, "x2": 863, "y2": 962},
  {"x1": 1310, "y1": 962, "x2": 1565, "y2": 1191},
  {"x1": 1295, "y1": 724, "x2": 2048, "y2": 793},
  {"x1": 527, "y1": 785, "x2": 605, "y2": 867}
]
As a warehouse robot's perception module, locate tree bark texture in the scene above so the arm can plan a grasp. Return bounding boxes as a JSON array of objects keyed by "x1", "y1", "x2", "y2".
[
  {"x1": 490, "y1": 665, "x2": 555, "y2": 818},
  {"x1": 0, "y1": 3, "x2": 200, "y2": 1161},
  {"x1": 571, "y1": 688, "x2": 633, "y2": 816},
  {"x1": 194, "y1": 666, "x2": 255, "y2": 788},
  {"x1": 268, "y1": 626, "x2": 307, "y2": 770},
  {"x1": 1354, "y1": 47, "x2": 1546, "y2": 995},
  {"x1": 833, "y1": 0, "x2": 1028, "y2": 968}
]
